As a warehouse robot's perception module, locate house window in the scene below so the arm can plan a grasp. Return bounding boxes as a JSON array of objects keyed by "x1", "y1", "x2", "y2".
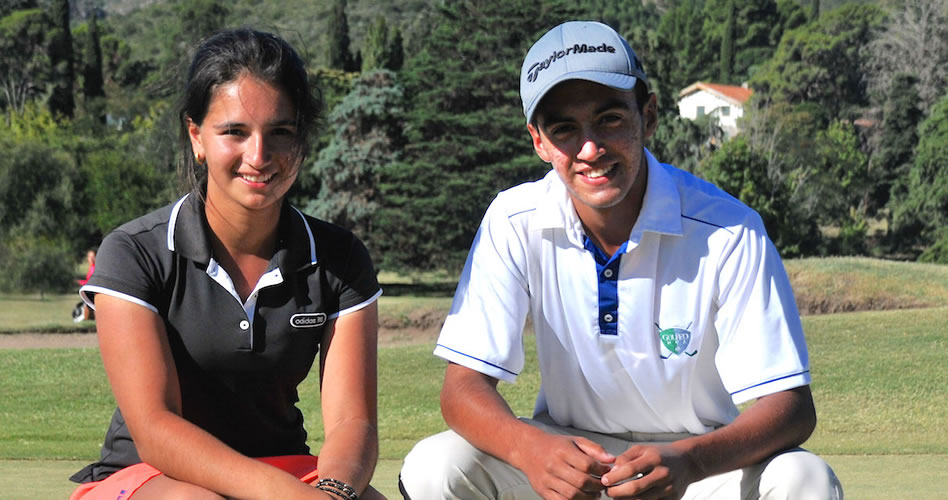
[
  {"x1": 720, "y1": 107, "x2": 730, "y2": 116},
  {"x1": 696, "y1": 106, "x2": 705, "y2": 117}
]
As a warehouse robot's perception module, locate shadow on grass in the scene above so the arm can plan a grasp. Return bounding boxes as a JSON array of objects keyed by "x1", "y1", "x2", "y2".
[{"x1": 379, "y1": 282, "x2": 456, "y2": 297}]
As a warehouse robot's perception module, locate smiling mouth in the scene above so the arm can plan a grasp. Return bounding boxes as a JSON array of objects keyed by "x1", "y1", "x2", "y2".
[
  {"x1": 583, "y1": 163, "x2": 615, "y2": 179},
  {"x1": 239, "y1": 172, "x2": 274, "y2": 183}
]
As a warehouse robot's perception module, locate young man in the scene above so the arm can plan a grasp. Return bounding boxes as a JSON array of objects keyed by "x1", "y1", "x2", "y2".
[{"x1": 400, "y1": 21, "x2": 842, "y2": 500}]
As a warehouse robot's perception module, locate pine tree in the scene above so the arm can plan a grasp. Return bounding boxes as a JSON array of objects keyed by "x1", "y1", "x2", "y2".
[
  {"x1": 720, "y1": 0, "x2": 735, "y2": 83},
  {"x1": 362, "y1": 16, "x2": 399, "y2": 72},
  {"x1": 306, "y1": 69, "x2": 405, "y2": 256},
  {"x1": 387, "y1": 27, "x2": 404, "y2": 72},
  {"x1": 47, "y1": 0, "x2": 74, "y2": 118},
  {"x1": 890, "y1": 92, "x2": 948, "y2": 254},
  {"x1": 871, "y1": 74, "x2": 922, "y2": 216},
  {"x1": 328, "y1": 0, "x2": 356, "y2": 72},
  {"x1": 374, "y1": 0, "x2": 579, "y2": 272},
  {"x1": 81, "y1": 15, "x2": 104, "y2": 101}
]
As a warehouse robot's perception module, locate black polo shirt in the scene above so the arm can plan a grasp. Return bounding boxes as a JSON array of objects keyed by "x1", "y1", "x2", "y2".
[{"x1": 71, "y1": 194, "x2": 381, "y2": 483}]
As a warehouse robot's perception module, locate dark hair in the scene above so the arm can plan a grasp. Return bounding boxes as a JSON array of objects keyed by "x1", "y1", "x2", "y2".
[{"x1": 177, "y1": 28, "x2": 322, "y2": 193}]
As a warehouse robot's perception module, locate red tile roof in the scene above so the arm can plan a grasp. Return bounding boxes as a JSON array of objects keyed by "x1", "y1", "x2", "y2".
[{"x1": 679, "y1": 82, "x2": 753, "y2": 106}]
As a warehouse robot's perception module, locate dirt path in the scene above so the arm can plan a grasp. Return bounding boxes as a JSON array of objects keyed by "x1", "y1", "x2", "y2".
[
  {"x1": 0, "y1": 327, "x2": 441, "y2": 350},
  {"x1": 0, "y1": 333, "x2": 99, "y2": 349}
]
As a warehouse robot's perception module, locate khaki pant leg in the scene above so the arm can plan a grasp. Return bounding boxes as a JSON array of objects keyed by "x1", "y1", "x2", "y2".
[
  {"x1": 399, "y1": 428, "x2": 538, "y2": 500},
  {"x1": 398, "y1": 417, "x2": 650, "y2": 500},
  {"x1": 680, "y1": 448, "x2": 844, "y2": 500},
  {"x1": 400, "y1": 420, "x2": 842, "y2": 500}
]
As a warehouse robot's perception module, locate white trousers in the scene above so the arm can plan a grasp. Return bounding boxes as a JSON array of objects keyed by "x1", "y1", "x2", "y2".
[{"x1": 399, "y1": 416, "x2": 843, "y2": 500}]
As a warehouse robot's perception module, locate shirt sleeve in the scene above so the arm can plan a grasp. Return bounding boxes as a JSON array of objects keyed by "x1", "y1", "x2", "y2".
[
  {"x1": 79, "y1": 229, "x2": 165, "y2": 313},
  {"x1": 433, "y1": 198, "x2": 531, "y2": 383},
  {"x1": 713, "y1": 214, "x2": 811, "y2": 404},
  {"x1": 331, "y1": 234, "x2": 382, "y2": 318}
]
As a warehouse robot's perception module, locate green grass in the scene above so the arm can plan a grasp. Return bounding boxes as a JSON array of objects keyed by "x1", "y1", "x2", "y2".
[
  {"x1": 2, "y1": 307, "x2": 948, "y2": 498},
  {"x1": 0, "y1": 293, "x2": 95, "y2": 334},
  {"x1": 785, "y1": 257, "x2": 948, "y2": 313},
  {"x1": 804, "y1": 307, "x2": 948, "y2": 455},
  {"x1": 3, "y1": 258, "x2": 948, "y2": 498}
]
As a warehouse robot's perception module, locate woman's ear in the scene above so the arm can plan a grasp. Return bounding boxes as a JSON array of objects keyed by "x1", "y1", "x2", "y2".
[{"x1": 187, "y1": 118, "x2": 204, "y2": 160}]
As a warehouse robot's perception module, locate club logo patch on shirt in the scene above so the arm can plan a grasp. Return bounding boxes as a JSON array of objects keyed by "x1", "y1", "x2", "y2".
[
  {"x1": 656, "y1": 322, "x2": 698, "y2": 359},
  {"x1": 290, "y1": 313, "x2": 327, "y2": 329}
]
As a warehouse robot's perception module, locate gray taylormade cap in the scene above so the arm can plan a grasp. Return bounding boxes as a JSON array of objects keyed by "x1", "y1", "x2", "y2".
[{"x1": 520, "y1": 21, "x2": 648, "y2": 124}]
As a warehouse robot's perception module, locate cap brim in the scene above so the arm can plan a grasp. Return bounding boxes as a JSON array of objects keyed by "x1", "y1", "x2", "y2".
[{"x1": 524, "y1": 71, "x2": 641, "y2": 124}]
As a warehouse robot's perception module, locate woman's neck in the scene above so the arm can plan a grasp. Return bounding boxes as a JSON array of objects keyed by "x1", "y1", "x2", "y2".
[{"x1": 204, "y1": 196, "x2": 282, "y2": 301}]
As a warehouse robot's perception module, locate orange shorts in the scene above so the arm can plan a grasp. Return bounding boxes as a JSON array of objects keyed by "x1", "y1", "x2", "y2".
[{"x1": 69, "y1": 455, "x2": 319, "y2": 500}]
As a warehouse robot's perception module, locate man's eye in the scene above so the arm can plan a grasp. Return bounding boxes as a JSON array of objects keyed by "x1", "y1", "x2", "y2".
[
  {"x1": 600, "y1": 114, "x2": 622, "y2": 125},
  {"x1": 272, "y1": 127, "x2": 296, "y2": 136},
  {"x1": 551, "y1": 125, "x2": 575, "y2": 136},
  {"x1": 224, "y1": 128, "x2": 245, "y2": 136}
]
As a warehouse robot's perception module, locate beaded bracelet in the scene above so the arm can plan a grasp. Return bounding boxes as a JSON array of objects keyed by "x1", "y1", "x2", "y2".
[{"x1": 316, "y1": 478, "x2": 359, "y2": 500}]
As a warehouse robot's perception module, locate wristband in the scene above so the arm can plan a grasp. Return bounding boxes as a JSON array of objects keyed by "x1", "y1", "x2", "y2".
[{"x1": 316, "y1": 478, "x2": 358, "y2": 500}]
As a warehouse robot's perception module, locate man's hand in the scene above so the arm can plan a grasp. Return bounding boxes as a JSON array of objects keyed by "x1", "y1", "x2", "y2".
[
  {"x1": 600, "y1": 444, "x2": 698, "y2": 500},
  {"x1": 514, "y1": 432, "x2": 615, "y2": 500}
]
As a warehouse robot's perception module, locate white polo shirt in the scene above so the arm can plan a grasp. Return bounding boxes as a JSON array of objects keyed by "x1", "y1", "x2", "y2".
[{"x1": 434, "y1": 150, "x2": 810, "y2": 435}]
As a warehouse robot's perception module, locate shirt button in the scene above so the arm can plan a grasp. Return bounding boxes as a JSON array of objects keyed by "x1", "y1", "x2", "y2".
[
  {"x1": 603, "y1": 269, "x2": 614, "y2": 278},
  {"x1": 603, "y1": 313, "x2": 615, "y2": 323},
  {"x1": 239, "y1": 320, "x2": 250, "y2": 330}
]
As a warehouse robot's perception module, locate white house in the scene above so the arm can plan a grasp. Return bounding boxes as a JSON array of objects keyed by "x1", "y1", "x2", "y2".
[{"x1": 677, "y1": 82, "x2": 753, "y2": 138}]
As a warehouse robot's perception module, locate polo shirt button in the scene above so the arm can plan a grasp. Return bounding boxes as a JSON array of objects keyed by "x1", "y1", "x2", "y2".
[
  {"x1": 239, "y1": 320, "x2": 250, "y2": 330},
  {"x1": 603, "y1": 269, "x2": 614, "y2": 278},
  {"x1": 603, "y1": 313, "x2": 615, "y2": 322}
]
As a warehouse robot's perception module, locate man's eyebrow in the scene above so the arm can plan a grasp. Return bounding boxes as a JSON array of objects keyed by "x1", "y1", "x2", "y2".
[
  {"x1": 595, "y1": 98, "x2": 633, "y2": 114},
  {"x1": 540, "y1": 98, "x2": 633, "y2": 127}
]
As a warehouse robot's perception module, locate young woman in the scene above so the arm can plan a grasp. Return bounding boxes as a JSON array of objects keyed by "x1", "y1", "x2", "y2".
[{"x1": 70, "y1": 28, "x2": 384, "y2": 500}]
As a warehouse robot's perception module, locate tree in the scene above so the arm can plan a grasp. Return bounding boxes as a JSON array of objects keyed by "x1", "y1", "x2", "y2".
[
  {"x1": 82, "y1": 147, "x2": 168, "y2": 235},
  {"x1": 650, "y1": 114, "x2": 716, "y2": 174},
  {"x1": 750, "y1": 3, "x2": 885, "y2": 125},
  {"x1": 79, "y1": 15, "x2": 104, "y2": 102},
  {"x1": 865, "y1": 0, "x2": 948, "y2": 113},
  {"x1": 890, "y1": 92, "x2": 948, "y2": 256},
  {"x1": 328, "y1": 0, "x2": 357, "y2": 72},
  {"x1": 870, "y1": 73, "x2": 923, "y2": 216},
  {"x1": 46, "y1": 0, "x2": 74, "y2": 118},
  {"x1": 0, "y1": 9, "x2": 52, "y2": 114},
  {"x1": 361, "y1": 16, "x2": 403, "y2": 72},
  {"x1": 720, "y1": 0, "x2": 735, "y2": 83},
  {"x1": 702, "y1": 0, "x2": 807, "y2": 85},
  {"x1": 699, "y1": 136, "x2": 820, "y2": 257},
  {"x1": 0, "y1": 119, "x2": 91, "y2": 290},
  {"x1": 375, "y1": 0, "x2": 579, "y2": 272},
  {"x1": 305, "y1": 69, "x2": 405, "y2": 255},
  {"x1": 810, "y1": 120, "x2": 870, "y2": 254},
  {"x1": 0, "y1": 0, "x2": 36, "y2": 18},
  {"x1": 0, "y1": 232, "x2": 75, "y2": 296},
  {"x1": 654, "y1": 0, "x2": 712, "y2": 112},
  {"x1": 157, "y1": 0, "x2": 230, "y2": 79}
]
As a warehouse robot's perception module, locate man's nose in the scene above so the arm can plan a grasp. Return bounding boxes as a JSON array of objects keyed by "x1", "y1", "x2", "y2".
[{"x1": 576, "y1": 134, "x2": 605, "y2": 161}]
